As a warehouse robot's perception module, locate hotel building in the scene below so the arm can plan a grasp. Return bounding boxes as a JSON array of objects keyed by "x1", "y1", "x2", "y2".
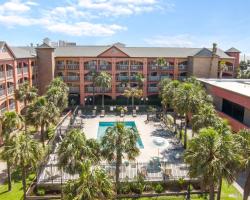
[{"x1": 0, "y1": 41, "x2": 241, "y2": 113}]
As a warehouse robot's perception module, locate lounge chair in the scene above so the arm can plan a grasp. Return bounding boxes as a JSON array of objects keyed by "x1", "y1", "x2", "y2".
[
  {"x1": 120, "y1": 110, "x2": 124, "y2": 117},
  {"x1": 100, "y1": 109, "x2": 105, "y2": 117},
  {"x1": 92, "y1": 109, "x2": 96, "y2": 117},
  {"x1": 132, "y1": 109, "x2": 137, "y2": 117}
]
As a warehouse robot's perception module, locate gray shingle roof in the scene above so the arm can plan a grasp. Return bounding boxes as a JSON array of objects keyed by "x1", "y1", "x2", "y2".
[
  {"x1": 10, "y1": 47, "x2": 36, "y2": 58},
  {"x1": 0, "y1": 41, "x2": 5, "y2": 50},
  {"x1": 54, "y1": 45, "x2": 232, "y2": 59},
  {"x1": 225, "y1": 47, "x2": 241, "y2": 53}
]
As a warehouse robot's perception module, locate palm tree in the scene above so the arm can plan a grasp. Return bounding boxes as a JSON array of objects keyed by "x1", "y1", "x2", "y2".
[
  {"x1": 26, "y1": 97, "x2": 59, "y2": 147},
  {"x1": 58, "y1": 129, "x2": 100, "y2": 174},
  {"x1": 101, "y1": 122, "x2": 140, "y2": 192},
  {"x1": 46, "y1": 77, "x2": 69, "y2": 111},
  {"x1": 0, "y1": 111, "x2": 22, "y2": 191},
  {"x1": 174, "y1": 83, "x2": 202, "y2": 148},
  {"x1": 123, "y1": 87, "x2": 143, "y2": 109},
  {"x1": 15, "y1": 81, "x2": 37, "y2": 108},
  {"x1": 236, "y1": 129, "x2": 250, "y2": 200},
  {"x1": 135, "y1": 73, "x2": 145, "y2": 89},
  {"x1": 185, "y1": 127, "x2": 240, "y2": 200},
  {"x1": 90, "y1": 70, "x2": 98, "y2": 106},
  {"x1": 218, "y1": 60, "x2": 228, "y2": 79},
  {"x1": 95, "y1": 72, "x2": 112, "y2": 108},
  {"x1": 158, "y1": 78, "x2": 171, "y2": 98},
  {"x1": 3, "y1": 133, "x2": 43, "y2": 200},
  {"x1": 63, "y1": 160, "x2": 114, "y2": 200},
  {"x1": 156, "y1": 57, "x2": 167, "y2": 68}
]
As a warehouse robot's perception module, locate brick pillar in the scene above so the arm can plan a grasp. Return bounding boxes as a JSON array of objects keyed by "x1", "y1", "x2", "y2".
[
  {"x1": 111, "y1": 58, "x2": 116, "y2": 100},
  {"x1": 174, "y1": 58, "x2": 179, "y2": 80},
  {"x1": 79, "y1": 58, "x2": 85, "y2": 105},
  {"x1": 143, "y1": 58, "x2": 148, "y2": 97},
  {"x1": 13, "y1": 60, "x2": 20, "y2": 113},
  {"x1": 28, "y1": 59, "x2": 32, "y2": 86},
  {"x1": 3, "y1": 64, "x2": 8, "y2": 110}
]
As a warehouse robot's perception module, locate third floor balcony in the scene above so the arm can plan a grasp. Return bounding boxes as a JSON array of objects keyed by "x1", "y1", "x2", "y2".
[
  {"x1": 116, "y1": 64, "x2": 129, "y2": 71},
  {"x1": 63, "y1": 76, "x2": 80, "y2": 82},
  {"x1": 66, "y1": 64, "x2": 79, "y2": 70}
]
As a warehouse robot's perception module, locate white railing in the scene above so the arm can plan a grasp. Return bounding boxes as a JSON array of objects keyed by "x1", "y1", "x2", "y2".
[
  {"x1": 117, "y1": 76, "x2": 129, "y2": 81},
  {"x1": 23, "y1": 67, "x2": 28, "y2": 73},
  {"x1": 148, "y1": 76, "x2": 160, "y2": 81},
  {"x1": 69, "y1": 87, "x2": 80, "y2": 93}
]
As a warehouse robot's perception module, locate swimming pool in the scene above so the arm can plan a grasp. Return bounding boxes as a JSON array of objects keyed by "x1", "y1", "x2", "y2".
[{"x1": 97, "y1": 121, "x2": 144, "y2": 149}]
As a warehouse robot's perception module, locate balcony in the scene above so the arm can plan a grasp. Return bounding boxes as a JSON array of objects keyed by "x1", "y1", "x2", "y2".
[
  {"x1": 9, "y1": 103, "x2": 15, "y2": 110},
  {"x1": 57, "y1": 64, "x2": 65, "y2": 70},
  {"x1": 85, "y1": 87, "x2": 111, "y2": 93},
  {"x1": 148, "y1": 87, "x2": 158, "y2": 93},
  {"x1": 179, "y1": 64, "x2": 187, "y2": 71},
  {"x1": 84, "y1": 65, "x2": 97, "y2": 71},
  {"x1": 0, "y1": 89, "x2": 6, "y2": 97},
  {"x1": 6, "y1": 70, "x2": 13, "y2": 78},
  {"x1": 116, "y1": 64, "x2": 129, "y2": 71},
  {"x1": 148, "y1": 65, "x2": 158, "y2": 71},
  {"x1": 116, "y1": 87, "x2": 126, "y2": 93},
  {"x1": 85, "y1": 76, "x2": 93, "y2": 82},
  {"x1": 66, "y1": 64, "x2": 79, "y2": 70},
  {"x1": 63, "y1": 76, "x2": 80, "y2": 82},
  {"x1": 69, "y1": 87, "x2": 80, "y2": 93},
  {"x1": 100, "y1": 65, "x2": 112, "y2": 71},
  {"x1": 7, "y1": 87, "x2": 14, "y2": 95},
  {"x1": 130, "y1": 65, "x2": 143, "y2": 71},
  {"x1": 160, "y1": 75, "x2": 170, "y2": 80},
  {"x1": 148, "y1": 76, "x2": 160, "y2": 81},
  {"x1": 0, "y1": 107, "x2": 7, "y2": 114},
  {"x1": 161, "y1": 66, "x2": 174, "y2": 70},
  {"x1": 17, "y1": 68, "x2": 22, "y2": 74},
  {"x1": 23, "y1": 67, "x2": 28, "y2": 73},
  {"x1": 130, "y1": 76, "x2": 138, "y2": 81},
  {"x1": 117, "y1": 76, "x2": 129, "y2": 81},
  {"x1": 0, "y1": 71, "x2": 4, "y2": 79}
]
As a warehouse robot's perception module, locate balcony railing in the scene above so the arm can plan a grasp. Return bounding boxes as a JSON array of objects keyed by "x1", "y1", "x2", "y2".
[
  {"x1": 85, "y1": 87, "x2": 111, "y2": 93},
  {"x1": 148, "y1": 76, "x2": 160, "y2": 81},
  {"x1": 116, "y1": 87, "x2": 126, "y2": 93},
  {"x1": 99, "y1": 65, "x2": 112, "y2": 71},
  {"x1": 63, "y1": 76, "x2": 80, "y2": 81},
  {"x1": 116, "y1": 64, "x2": 129, "y2": 71},
  {"x1": 85, "y1": 76, "x2": 93, "y2": 81},
  {"x1": 0, "y1": 89, "x2": 6, "y2": 96},
  {"x1": 161, "y1": 66, "x2": 174, "y2": 70},
  {"x1": 0, "y1": 107, "x2": 7, "y2": 114},
  {"x1": 7, "y1": 87, "x2": 14, "y2": 94},
  {"x1": 178, "y1": 65, "x2": 187, "y2": 70},
  {"x1": 130, "y1": 65, "x2": 143, "y2": 71},
  {"x1": 160, "y1": 75, "x2": 170, "y2": 80},
  {"x1": 148, "y1": 65, "x2": 158, "y2": 71},
  {"x1": 130, "y1": 76, "x2": 138, "y2": 81},
  {"x1": 148, "y1": 87, "x2": 158, "y2": 93},
  {"x1": 0, "y1": 71, "x2": 4, "y2": 79},
  {"x1": 117, "y1": 76, "x2": 129, "y2": 81},
  {"x1": 23, "y1": 67, "x2": 28, "y2": 73},
  {"x1": 6, "y1": 70, "x2": 13, "y2": 78},
  {"x1": 69, "y1": 87, "x2": 80, "y2": 93},
  {"x1": 84, "y1": 65, "x2": 97, "y2": 71},
  {"x1": 57, "y1": 64, "x2": 65, "y2": 70},
  {"x1": 66, "y1": 64, "x2": 79, "y2": 70},
  {"x1": 9, "y1": 103, "x2": 15, "y2": 110}
]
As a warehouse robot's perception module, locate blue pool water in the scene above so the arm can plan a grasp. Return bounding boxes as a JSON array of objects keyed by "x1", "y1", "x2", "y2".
[{"x1": 97, "y1": 121, "x2": 144, "y2": 149}]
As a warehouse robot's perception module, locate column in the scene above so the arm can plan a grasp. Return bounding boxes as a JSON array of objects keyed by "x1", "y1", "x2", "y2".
[
  {"x1": 143, "y1": 58, "x2": 148, "y2": 97},
  {"x1": 111, "y1": 58, "x2": 116, "y2": 100},
  {"x1": 174, "y1": 58, "x2": 179, "y2": 80},
  {"x1": 79, "y1": 58, "x2": 85, "y2": 105}
]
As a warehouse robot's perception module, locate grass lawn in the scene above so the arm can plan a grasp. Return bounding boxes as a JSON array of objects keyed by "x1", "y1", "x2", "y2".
[{"x1": 0, "y1": 172, "x2": 35, "y2": 200}]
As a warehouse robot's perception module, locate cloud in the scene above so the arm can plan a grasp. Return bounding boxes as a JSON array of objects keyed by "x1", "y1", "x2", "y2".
[
  {"x1": 144, "y1": 34, "x2": 194, "y2": 47},
  {"x1": 0, "y1": 0, "x2": 31, "y2": 13}
]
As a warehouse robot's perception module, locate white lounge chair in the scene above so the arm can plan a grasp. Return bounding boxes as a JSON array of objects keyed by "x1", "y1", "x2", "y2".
[
  {"x1": 100, "y1": 109, "x2": 105, "y2": 117},
  {"x1": 92, "y1": 109, "x2": 96, "y2": 117},
  {"x1": 132, "y1": 109, "x2": 137, "y2": 117}
]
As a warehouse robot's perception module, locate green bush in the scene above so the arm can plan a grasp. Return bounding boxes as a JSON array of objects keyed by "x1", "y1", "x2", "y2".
[
  {"x1": 118, "y1": 184, "x2": 130, "y2": 194},
  {"x1": 144, "y1": 183, "x2": 153, "y2": 192},
  {"x1": 37, "y1": 188, "x2": 45, "y2": 196},
  {"x1": 154, "y1": 184, "x2": 164, "y2": 194},
  {"x1": 130, "y1": 182, "x2": 144, "y2": 194}
]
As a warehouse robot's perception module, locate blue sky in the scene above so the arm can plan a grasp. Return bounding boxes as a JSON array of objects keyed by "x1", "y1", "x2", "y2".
[{"x1": 1, "y1": 0, "x2": 250, "y2": 55}]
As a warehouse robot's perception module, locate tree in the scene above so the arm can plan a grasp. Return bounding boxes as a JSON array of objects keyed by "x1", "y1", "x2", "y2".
[
  {"x1": 123, "y1": 87, "x2": 143, "y2": 109},
  {"x1": 156, "y1": 57, "x2": 167, "y2": 68},
  {"x1": 63, "y1": 160, "x2": 114, "y2": 200},
  {"x1": 58, "y1": 129, "x2": 100, "y2": 175},
  {"x1": 158, "y1": 78, "x2": 171, "y2": 98},
  {"x1": 101, "y1": 122, "x2": 140, "y2": 192},
  {"x1": 15, "y1": 81, "x2": 37, "y2": 108},
  {"x1": 3, "y1": 133, "x2": 43, "y2": 200},
  {"x1": 174, "y1": 83, "x2": 202, "y2": 148},
  {"x1": 185, "y1": 128, "x2": 240, "y2": 200},
  {"x1": 26, "y1": 97, "x2": 59, "y2": 147},
  {"x1": 236, "y1": 129, "x2": 250, "y2": 200},
  {"x1": 0, "y1": 111, "x2": 22, "y2": 191},
  {"x1": 218, "y1": 60, "x2": 228, "y2": 79},
  {"x1": 90, "y1": 70, "x2": 98, "y2": 106},
  {"x1": 135, "y1": 73, "x2": 145, "y2": 89},
  {"x1": 46, "y1": 77, "x2": 69, "y2": 111},
  {"x1": 95, "y1": 72, "x2": 112, "y2": 108}
]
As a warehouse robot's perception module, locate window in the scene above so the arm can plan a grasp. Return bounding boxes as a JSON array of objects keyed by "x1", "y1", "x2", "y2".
[{"x1": 222, "y1": 99, "x2": 245, "y2": 122}]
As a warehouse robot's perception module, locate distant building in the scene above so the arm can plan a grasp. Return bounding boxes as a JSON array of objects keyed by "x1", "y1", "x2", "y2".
[{"x1": 199, "y1": 78, "x2": 250, "y2": 131}]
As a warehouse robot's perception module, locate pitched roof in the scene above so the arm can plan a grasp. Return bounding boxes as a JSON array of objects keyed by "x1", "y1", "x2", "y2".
[
  {"x1": 54, "y1": 45, "x2": 232, "y2": 59},
  {"x1": 194, "y1": 48, "x2": 214, "y2": 57},
  {"x1": 225, "y1": 47, "x2": 241, "y2": 53},
  {"x1": 36, "y1": 43, "x2": 54, "y2": 49},
  {"x1": 10, "y1": 47, "x2": 36, "y2": 58}
]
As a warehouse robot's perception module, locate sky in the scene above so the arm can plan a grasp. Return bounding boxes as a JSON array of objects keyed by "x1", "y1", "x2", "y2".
[{"x1": 1, "y1": 0, "x2": 250, "y2": 55}]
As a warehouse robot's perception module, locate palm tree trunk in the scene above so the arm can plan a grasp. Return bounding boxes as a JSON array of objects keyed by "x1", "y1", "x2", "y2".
[
  {"x1": 173, "y1": 110, "x2": 177, "y2": 134},
  {"x1": 21, "y1": 167, "x2": 27, "y2": 200},
  {"x1": 115, "y1": 154, "x2": 122, "y2": 193},
  {"x1": 209, "y1": 179, "x2": 215, "y2": 200},
  {"x1": 102, "y1": 90, "x2": 104, "y2": 109},
  {"x1": 217, "y1": 176, "x2": 222, "y2": 200},
  {"x1": 184, "y1": 114, "x2": 188, "y2": 149},
  {"x1": 7, "y1": 160, "x2": 12, "y2": 191},
  {"x1": 41, "y1": 123, "x2": 45, "y2": 148},
  {"x1": 243, "y1": 170, "x2": 250, "y2": 200}
]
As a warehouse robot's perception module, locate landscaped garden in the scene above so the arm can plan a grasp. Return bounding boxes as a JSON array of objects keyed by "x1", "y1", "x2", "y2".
[{"x1": 0, "y1": 73, "x2": 250, "y2": 200}]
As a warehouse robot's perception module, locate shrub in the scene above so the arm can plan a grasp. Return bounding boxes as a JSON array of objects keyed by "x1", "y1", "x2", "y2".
[
  {"x1": 37, "y1": 188, "x2": 45, "y2": 196},
  {"x1": 130, "y1": 182, "x2": 144, "y2": 194},
  {"x1": 118, "y1": 184, "x2": 130, "y2": 194},
  {"x1": 154, "y1": 184, "x2": 164, "y2": 194},
  {"x1": 144, "y1": 183, "x2": 153, "y2": 192}
]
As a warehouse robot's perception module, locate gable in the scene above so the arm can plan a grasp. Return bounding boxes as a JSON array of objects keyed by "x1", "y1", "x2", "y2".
[
  {"x1": 0, "y1": 43, "x2": 15, "y2": 60},
  {"x1": 98, "y1": 46, "x2": 129, "y2": 57},
  {"x1": 194, "y1": 48, "x2": 213, "y2": 57}
]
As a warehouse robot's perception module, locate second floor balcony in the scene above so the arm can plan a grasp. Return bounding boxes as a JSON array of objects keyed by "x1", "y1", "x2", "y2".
[
  {"x1": 148, "y1": 76, "x2": 160, "y2": 81},
  {"x1": 66, "y1": 64, "x2": 79, "y2": 70}
]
